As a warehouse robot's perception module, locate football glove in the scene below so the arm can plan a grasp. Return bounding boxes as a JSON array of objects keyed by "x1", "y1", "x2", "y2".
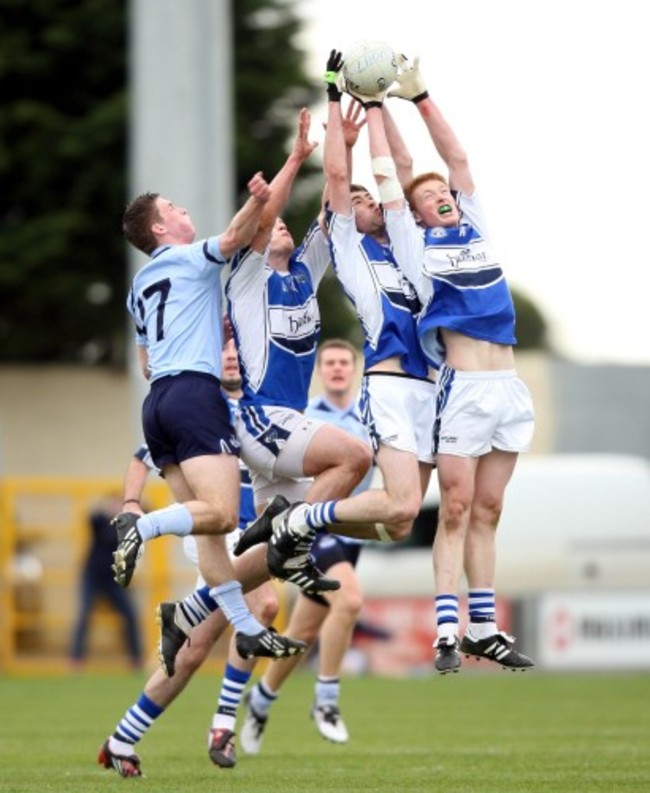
[
  {"x1": 324, "y1": 49, "x2": 345, "y2": 102},
  {"x1": 387, "y1": 54, "x2": 429, "y2": 103}
]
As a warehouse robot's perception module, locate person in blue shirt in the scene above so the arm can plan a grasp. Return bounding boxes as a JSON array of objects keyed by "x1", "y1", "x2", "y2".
[
  {"x1": 99, "y1": 340, "x2": 280, "y2": 776},
  {"x1": 114, "y1": 175, "x2": 304, "y2": 669},
  {"x1": 240, "y1": 339, "x2": 372, "y2": 751},
  {"x1": 69, "y1": 494, "x2": 143, "y2": 671}
]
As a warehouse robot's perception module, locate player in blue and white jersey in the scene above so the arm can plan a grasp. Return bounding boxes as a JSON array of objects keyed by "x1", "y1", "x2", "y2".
[
  {"x1": 366, "y1": 56, "x2": 535, "y2": 673},
  {"x1": 226, "y1": 110, "x2": 372, "y2": 567},
  {"x1": 244, "y1": 57, "x2": 437, "y2": 589},
  {"x1": 114, "y1": 173, "x2": 304, "y2": 669}
]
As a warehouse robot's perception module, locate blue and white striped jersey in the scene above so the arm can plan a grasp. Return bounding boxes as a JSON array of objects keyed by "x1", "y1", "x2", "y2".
[
  {"x1": 127, "y1": 238, "x2": 229, "y2": 382},
  {"x1": 385, "y1": 192, "x2": 516, "y2": 367},
  {"x1": 326, "y1": 210, "x2": 429, "y2": 379},
  {"x1": 226, "y1": 222, "x2": 330, "y2": 411}
]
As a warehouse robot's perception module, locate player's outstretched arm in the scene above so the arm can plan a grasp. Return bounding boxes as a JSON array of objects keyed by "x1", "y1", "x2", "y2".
[
  {"x1": 251, "y1": 107, "x2": 318, "y2": 252},
  {"x1": 381, "y1": 104, "x2": 413, "y2": 188},
  {"x1": 365, "y1": 104, "x2": 405, "y2": 212},
  {"x1": 390, "y1": 54, "x2": 473, "y2": 194},
  {"x1": 219, "y1": 171, "x2": 272, "y2": 259},
  {"x1": 323, "y1": 50, "x2": 352, "y2": 216}
]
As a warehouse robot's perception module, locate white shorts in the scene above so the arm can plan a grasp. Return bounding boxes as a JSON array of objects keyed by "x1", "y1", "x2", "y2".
[
  {"x1": 234, "y1": 405, "x2": 321, "y2": 505},
  {"x1": 435, "y1": 366, "x2": 535, "y2": 457},
  {"x1": 359, "y1": 372, "x2": 436, "y2": 464}
]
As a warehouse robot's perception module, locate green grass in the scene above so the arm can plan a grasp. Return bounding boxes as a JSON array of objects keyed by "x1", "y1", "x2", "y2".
[{"x1": 1, "y1": 670, "x2": 649, "y2": 792}]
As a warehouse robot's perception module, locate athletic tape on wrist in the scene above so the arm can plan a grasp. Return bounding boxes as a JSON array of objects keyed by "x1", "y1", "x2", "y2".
[{"x1": 372, "y1": 157, "x2": 404, "y2": 203}]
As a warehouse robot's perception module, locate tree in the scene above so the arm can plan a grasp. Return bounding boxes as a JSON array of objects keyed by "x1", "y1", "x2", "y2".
[
  {"x1": 0, "y1": 0, "x2": 346, "y2": 363},
  {"x1": 0, "y1": 0, "x2": 547, "y2": 362},
  {"x1": 0, "y1": 0, "x2": 128, "y2": 363}
]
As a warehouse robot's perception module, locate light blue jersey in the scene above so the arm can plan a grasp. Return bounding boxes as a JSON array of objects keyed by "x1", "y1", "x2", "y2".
[
  {"x1": 385, "y1": 192, "x2": 516, "y2": 367},
  {"x1": 226, "y1": 222, "x2": 330, "y2": 411},
  {"x1": 127, "y1": 238, "x2": 229, "y2": 382},
  {"x1": 326, "y1": 210, "x2": 429, "y2": 379}
]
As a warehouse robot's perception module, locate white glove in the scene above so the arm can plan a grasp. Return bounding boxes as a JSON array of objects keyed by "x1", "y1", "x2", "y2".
[{"x1": 387, "y1": 54, "x2": 428, "y2": 102}]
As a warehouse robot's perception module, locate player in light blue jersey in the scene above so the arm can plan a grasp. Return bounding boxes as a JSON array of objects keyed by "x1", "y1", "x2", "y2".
[
  {"x1": 113, "y1": 173, "x2": 305, "y2": 674},
  {"x1": 99, "y1": 340, "x2": 280, "y2": 776},
  {"x1": 240, "y1": 339, "x2": 373, "y2": 751},
  {"x1": 368, "y1": 56, "x2": 535, "y2": 673}
]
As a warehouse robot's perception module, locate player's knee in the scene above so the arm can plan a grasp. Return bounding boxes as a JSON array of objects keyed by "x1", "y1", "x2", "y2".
[
  {"x1": 472, "y1": 495, "x2": 503, "y2": 529},
  {"x1": 255, "y1": 592, "x2": 280, "y2": 626},
  {"x1": 337, "y1": 590, "x2": 363, "y2": 621},
  {"x1": 385, "y1": 495, "x2": 421, "y2": 528},
  {"x1": 204, "y1": 506, "x2": 239, "y2": 534},
  {"x1": 442, "y1": 496, "x2": 471, "y2": 530},
  {"x1": 346, "y1": 440, "x2": 373, "y2": 479}
]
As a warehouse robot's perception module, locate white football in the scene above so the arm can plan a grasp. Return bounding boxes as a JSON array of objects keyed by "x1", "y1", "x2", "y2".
[{"x1": 342, "y1": 40, "x2": 398, "y2": 97}]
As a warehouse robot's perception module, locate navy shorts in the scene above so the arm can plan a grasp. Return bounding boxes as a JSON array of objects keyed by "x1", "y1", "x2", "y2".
[
  {"x1": 303, "y1": 532, "x2": 362, "y2": 607},
  {"x1": 142, "y1": 372, "x2": 240, "y2": 469}
]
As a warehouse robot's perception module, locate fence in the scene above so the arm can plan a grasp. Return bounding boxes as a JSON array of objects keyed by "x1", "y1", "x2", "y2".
[{"x1": 0, "y1": 477, "x2": 287, "y2": 674}]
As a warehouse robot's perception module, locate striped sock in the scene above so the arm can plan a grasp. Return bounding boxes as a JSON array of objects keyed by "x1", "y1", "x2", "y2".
[
  {"x1": 213, "y1": 664, "x2": 252, "y2": 731},
  {"x1": 435, "y1": 594, "x2": 459, "y2": 641},
  {"x1": 304, "y1": 501, "x2": 339, "y2": 530},
  {"x1": 110, "y1": 693, "x2": 164, "y2": 752},
  {"x1": 176, "y1": 585, "x2": 219, "y2": 633},
  {"x1": 467, "y1": 588, "x2": 497, "y2": 638}
]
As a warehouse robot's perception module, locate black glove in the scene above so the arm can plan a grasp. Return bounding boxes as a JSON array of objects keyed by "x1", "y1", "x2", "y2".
[{"x1": 324, "y1": 49, "x2": 344, "y2": 102}]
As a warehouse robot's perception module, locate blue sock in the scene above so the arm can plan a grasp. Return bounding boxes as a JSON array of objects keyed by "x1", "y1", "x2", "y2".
[
  {"x1": 315, "y1": 675, "x2": 340, "y2": 708},
  {"x1": 250, "y1": 679, "x2": 279, "y2": 717},
  {"x1": 136, "y1": 503, "x2": 193, "y2": 541},
  {"x1": 210, "y1": 580, "x2": 263, "y2": 635},
  {"x1": 113, "y1": 693, "x2": 164, "y2": 747}
]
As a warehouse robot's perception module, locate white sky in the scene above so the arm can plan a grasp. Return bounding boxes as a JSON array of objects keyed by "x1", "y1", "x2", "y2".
[{"x1": 294, "y1": 0, "x2": 650, "y2": 365}]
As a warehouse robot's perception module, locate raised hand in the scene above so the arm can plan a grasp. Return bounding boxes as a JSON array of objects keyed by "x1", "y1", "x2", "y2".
[
  {"x1": 291, "y1": 107, "x2": 319, "y2": 162},
  {"x1": 247, "y1": 171, "x2": 271, "y2": 204},
  {"x1": 341, "y1": 99, "x2": 366, "y2": 149},
  {"x1": 324, "y1": 49, "x2": 345, "y2": 101},
  {"x1": 387, "y1": 54, "x2": 429, "y2": 103}
]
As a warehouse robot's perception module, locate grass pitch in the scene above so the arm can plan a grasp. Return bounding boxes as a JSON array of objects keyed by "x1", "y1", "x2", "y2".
[{"x1": 1, "y1": 669, "x2": 648, "y2": 792}]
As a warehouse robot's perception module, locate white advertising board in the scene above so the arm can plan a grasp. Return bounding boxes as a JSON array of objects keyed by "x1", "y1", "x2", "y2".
[{"x1": 537, "y1": 592, "x2": 650, "y2": 669}]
